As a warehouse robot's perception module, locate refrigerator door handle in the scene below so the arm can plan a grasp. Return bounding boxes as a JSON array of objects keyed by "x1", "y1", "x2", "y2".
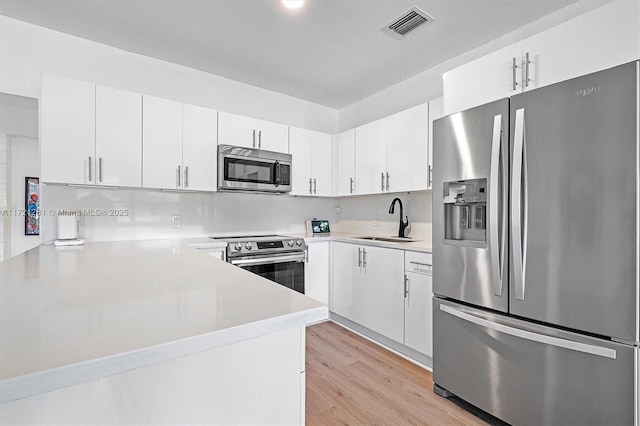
[
  {"x1": 512, "y1": 108, "x2": 528, "y2": 300},
  {"x1": 489, "y1": 114, "x2": 506, "y2": 296},
  {"x1": 440, "y1": 304, "x2": 617, "y2": 359}
]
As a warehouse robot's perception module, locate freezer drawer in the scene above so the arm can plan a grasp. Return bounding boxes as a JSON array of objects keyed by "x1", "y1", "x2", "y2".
[{"x1": 433, "y1": 298, "x2": 636, "y2": 426}]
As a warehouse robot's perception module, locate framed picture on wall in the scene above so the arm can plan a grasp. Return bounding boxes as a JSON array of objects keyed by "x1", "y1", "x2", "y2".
[{"x1": 25, "y1": 177, "x2": 39, "y2": 235}]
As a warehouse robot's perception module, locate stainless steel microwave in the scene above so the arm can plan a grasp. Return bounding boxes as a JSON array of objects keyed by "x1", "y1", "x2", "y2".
[{"x1": 217, "y1": 144, "x2": 292, "y2": 193}]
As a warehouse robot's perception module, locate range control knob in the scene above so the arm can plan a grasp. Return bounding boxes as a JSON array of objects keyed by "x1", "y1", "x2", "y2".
[
  {"x1": 296, "y1": 240, "x2": 303, "y2": 247},
  {"x1": 288, "y1": 240, "x2": 295, "y2": 247},
  {"x1": 245, "y1": 242, "x2": 252, "y2": 250},
  {"x1": 234, "y1": 242, "x2": 242, "y2": 251}
]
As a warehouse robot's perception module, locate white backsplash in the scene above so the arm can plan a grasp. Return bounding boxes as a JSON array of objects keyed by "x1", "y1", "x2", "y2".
[
  {"x1": 334, "y1": 191, "x2": 432, "y2": 240},
  {"x1": 40, "y1": 185, "x2": 338, "y2": 242},
  {"x1": 40, "y1": 185, "x2": 433, "y2": 243}
]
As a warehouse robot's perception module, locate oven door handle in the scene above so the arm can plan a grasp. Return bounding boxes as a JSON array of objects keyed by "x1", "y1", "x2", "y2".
[{"x1": 230, "y1": 252, "x2": 306, "y2": 267}]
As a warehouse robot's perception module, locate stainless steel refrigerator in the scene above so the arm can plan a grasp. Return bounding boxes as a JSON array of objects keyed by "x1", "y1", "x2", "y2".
[{"x1": 432, "y1": 60, "x2": 639, "y2": 425}]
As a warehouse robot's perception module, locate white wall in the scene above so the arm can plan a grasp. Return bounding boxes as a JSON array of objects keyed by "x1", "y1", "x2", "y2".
[
  {"x1": 0, "y1": 135, "x2": 7, "y2": 260},
  {"x1": 9, "y1": 136, "x2": 40, "y2": 256},
  {"x1": 0, "y1": 94, "x2": 38, "y2": 139},
  {"x1": 0, "y1": 16, "x2": 338, "y2": 134},
  {"x1": 0, "y1": 94, "x2": 40, "y2": 259},
  {"x1": 337, "y1": 0, "x2": 615, "y2": 131}
]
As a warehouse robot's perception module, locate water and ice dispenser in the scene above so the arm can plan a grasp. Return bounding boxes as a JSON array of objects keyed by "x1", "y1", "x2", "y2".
[{"x1": 443, "y1": 179, "x2": 487, "y2": 247}]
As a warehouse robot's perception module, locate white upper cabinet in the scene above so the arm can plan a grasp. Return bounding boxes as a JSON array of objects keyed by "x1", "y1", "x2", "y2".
[
  {"x1": 312, "y1": 131, "x2": 333, "y2": 196},
  {"x1": 217, "y1": 112, "x2": 254, "y2": 148},
  {"x1": 427, "y1": 97, "x2": 443, "y2": 190},
  {"x1": 443, "y1": 42, "x2": 522, "y2": 115},
  {"x1": 142, "y1": 95, "x2": 183, "y2": 189},
  {"x1": 354, "y1": 118, "x2": 387, "y2": 195},
  {"x1": 289, "y1": 127, "x2": 332, "y2": 196},
  {"x1": 218, "y1": 111, "x2": 288, "y2": 152},
  {"x1": 41, "y1": 74, "x2": 96, "y2": 185},
  {"x1": 255, "y1": 118, "x2": 289, "y2": 153},
  {"x1": 289, "y1": 127, "x2": 313, "y2": 195},
  {"x1": 182, "y1": 104, "x2": 218, "y2": 191},
  {"x1": 353, "y1": 102, "x2": 430, "y2": 195},
  {"x1": 521, "y1": 0, "x2": 639, "y2": 92},
  {"x1": 443, "y1": 0, "x2": 640, "y2": 115},
  {"x1": 387, "y1": 103, "x2": 428, "y2": 193},
  {"x1": 143, "y1": 98, "x2": 218, "y2": 191},
  {"x1": 41, "y1": 75, "x2": 142, "y2": 187},
  {"x1": 336, "y1": 129, "x2": 356, "y2": 196},
  {"x1": 95, "y1": 85, "x2": 142, "y2": 187}
]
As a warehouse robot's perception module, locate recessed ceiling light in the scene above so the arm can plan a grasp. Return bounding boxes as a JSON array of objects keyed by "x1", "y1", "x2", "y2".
[{"x1": 281, "y1": 0, "x2": 305, "y2": 10}]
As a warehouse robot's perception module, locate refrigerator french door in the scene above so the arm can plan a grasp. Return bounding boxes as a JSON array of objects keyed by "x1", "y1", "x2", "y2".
[
  {"x1": 432, "y1": 60, "x2": 639, "y2": 425},
  {"x1": 432, "y1": 98, "x2": 509, "y2": 313}
]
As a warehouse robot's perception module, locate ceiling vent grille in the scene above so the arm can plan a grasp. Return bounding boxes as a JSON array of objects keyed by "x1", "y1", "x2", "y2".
[{"x1": 383, "y1": 7, "x2": 434, "y2": 39}]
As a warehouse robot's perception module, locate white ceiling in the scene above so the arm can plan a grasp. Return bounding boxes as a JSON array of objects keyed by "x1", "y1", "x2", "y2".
[{"x1": 0, "y1": 0, "x2": 610, "y2": 108}]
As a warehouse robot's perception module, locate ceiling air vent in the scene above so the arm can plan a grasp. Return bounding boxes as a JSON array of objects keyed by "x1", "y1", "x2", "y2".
[{"x1": 383, "y1": 6, "x2": 434, "y2": 39}]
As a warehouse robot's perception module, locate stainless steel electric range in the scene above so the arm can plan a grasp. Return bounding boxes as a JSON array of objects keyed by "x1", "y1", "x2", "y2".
[{"x1": 216, "y1": 235, "x2": 307, "y2": 294}]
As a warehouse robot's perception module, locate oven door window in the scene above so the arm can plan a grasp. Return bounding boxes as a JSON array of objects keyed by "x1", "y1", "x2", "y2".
[
  {"x1": 241, "y1": 261, "x2": 304, "y2": 294},
  {"x1": 224, "y1": 157, "x2": 274, "y2": 184}
]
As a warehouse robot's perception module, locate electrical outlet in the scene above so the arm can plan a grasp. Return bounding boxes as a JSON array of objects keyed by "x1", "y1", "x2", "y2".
[
  {"x1": 373, "y1": 215, "x2": 379, "y2": 227},
  {"x1": 334, "y1": 206, "x2": 341, "y2": 215},
  {"x1": 171, "y1": 215, "x2": 181, "y2": 229}
]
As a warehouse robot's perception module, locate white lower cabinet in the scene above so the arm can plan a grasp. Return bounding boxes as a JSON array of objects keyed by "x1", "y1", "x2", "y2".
[
  {"x1": 304, "y1": 241, "x2": 330, "y2": 305},
  {"x1": 403, "y1": 251, "x2": 433, "y2": 357},
  {"x1": 332, "y1": 242, "x2": 433, "y2": 357},
  {"x1": 331, "y1": 242, "x2": 404, "y2": 343}
]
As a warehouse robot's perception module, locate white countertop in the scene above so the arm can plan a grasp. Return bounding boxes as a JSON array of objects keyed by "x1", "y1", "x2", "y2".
[
  {"x1": 287, "y1": 232, "x2": 432, "y2": 253},
  {"x1": 0, "y1": 238, "x2": 327, "y2": 404}
]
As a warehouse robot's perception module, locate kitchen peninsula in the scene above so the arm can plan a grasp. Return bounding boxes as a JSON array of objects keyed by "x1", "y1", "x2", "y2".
[{"x1": 0, "y1": 238, "x2": 328, "y2": 425}]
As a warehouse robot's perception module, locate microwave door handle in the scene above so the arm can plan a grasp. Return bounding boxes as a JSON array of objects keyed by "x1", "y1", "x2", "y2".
[{"x1": 274, "y1": 160, "x2": 281, "y2": 187}]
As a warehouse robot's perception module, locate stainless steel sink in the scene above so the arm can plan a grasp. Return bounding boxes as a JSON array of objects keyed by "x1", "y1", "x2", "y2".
[{"x1": 356, "y1": 236, "x2": 420, "y2": 243}]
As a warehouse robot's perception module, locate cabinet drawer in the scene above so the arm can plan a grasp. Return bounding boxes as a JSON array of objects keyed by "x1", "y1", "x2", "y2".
[{"x1": 405, "y1": 251, "x2": 432, "y2": 275}]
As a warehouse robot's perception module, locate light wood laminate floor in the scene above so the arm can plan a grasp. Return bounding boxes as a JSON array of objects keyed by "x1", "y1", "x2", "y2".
[{"x1": 306, "y1": 321, "x2": 487, "y2": 426}]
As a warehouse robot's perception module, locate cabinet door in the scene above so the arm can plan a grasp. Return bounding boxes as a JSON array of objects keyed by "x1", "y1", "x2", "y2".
[
  {"x1": 443, "y1": 42, "x2": 522, "y2": 115},
  {"x1": 288, "y1": 127, "x2": 313, "y2": 196},
  {"x1": 256, "y1": 119, "x2": 289, "y2": 153},
  {"x1": 387, "y1": 103, "x2": 428, "y2": 192},
  {"x1": 427, "y1": 97, "x2": 443, "y2": 190},
  {"x1": 305, "y1": 241, "x2": 330, "y2": 305},
  {"x1": 218, "y1": 111, "x2": 256, "y2": 148},
  {"x1": 41, "y1": 74, "x2": 95, "y2": 184},
  {"x1": 95, "y1": 85, "x2": 142, "y2": 187},
  {"x1": 522, "y1": 0, "x2": 639, "y2": 92},
  {"x1": 336, "y1": 129, "x2": 356, "y2": 196},
  {"x1": 331, "y1": 242, "x2": 362, "y2": 322},
  {"x1": 404, "y1": 271, "x2": 433, "y2": 356},
  {"x1": 142, "y1": 95, "x2": 183, "y2": 189},
  {"x1": 182, "y1": 104, "x2": 218, "y2": 191},
  {"x1": 355, "y1": 118, "x2": 387, "y2": 195},
  {"x1": 361, "y1": 246, "x2": 404, "y2": 343},
  {"x1": 311, "y1": 131, "x2": 332, "y2": 196}
]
